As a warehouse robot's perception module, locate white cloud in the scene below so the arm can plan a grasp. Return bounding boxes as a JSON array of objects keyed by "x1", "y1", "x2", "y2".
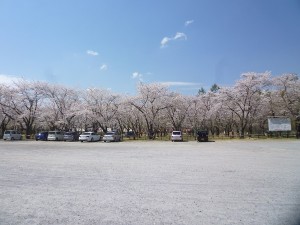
[
  {"x1": 0, "y1": 74, "x2": 23, "y2": 85},
  {"x1": 185, "y1": 20, "x2": 194, "y2": 26},
  {"x1": 100, "y1": 64, "x2": 108, "y2": 70},
  {"x1": 160, "y1": 37, "x2": 171, "y2": 48},
  {"x1": 174, "y1": 32, "x2": 187, "y2": 40},
  {"x1": 160, "y1": 32, "x2": 187, "y2": 48},
  {"x1": 86, "y1": 50, "x2": 99, "y2": 56},
  {"x1": 131, "y1": 72, "x2": 143, "y2": 81}
]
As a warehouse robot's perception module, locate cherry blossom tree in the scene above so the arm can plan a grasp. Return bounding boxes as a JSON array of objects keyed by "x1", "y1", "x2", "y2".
[
  {"x1": 186, "y1": 96, "x2": 203, "y2": 133},
  {"x1": 83, "y1": 88, "x2": 120, "y2": 133},
  {"x1": 38, "y1": 83, "x2": 80, "y2": 131},
  {"x1": 0, "y1": 80, "x2": 45, "y2": 136},
  {"x1": 114, "y1": 99, "x2": 145, "y2": 138},
  {"x1": 219, "y1": 72, "x2": 271, "y2": 137},
  {"x1": 0, "y1": 71, "x2": 299, "y2": 138},
  {"x1": 165, "y1": 93, "x2": 191, "y2": 131},
  {"x1": 14, "y1": 80, "x2": 45, "y2": 136},
  {"x1": 272, "y1": 73, "x2": 300, "y2": 118},
  {"x1": 130, "y1": 83, "x2": 170, "y2": 139},
  {"x1": 0, "y1": 85, "x2": 13, "y2": 136}
]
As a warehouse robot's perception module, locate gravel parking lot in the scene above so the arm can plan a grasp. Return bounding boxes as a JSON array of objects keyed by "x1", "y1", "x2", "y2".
[{"x1": 0, "y1": 140, "x2": 300, "y2": 225}]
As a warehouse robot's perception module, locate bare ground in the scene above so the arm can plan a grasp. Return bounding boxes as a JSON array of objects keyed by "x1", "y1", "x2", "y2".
[{"x1": 0, "y1": 140, "x2": 300, "y2": 225}]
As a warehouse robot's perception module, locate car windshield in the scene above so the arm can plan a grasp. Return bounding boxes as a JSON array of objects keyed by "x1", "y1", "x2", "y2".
[
  {"x1": 4, "y1": 131, "x2": 11, "y2": 134},
  {"x1": 172, "y1": 131, "x2": 181, "y2": 135},
  {"x1": 65, "y1": 132, "x2": 72, "y2": 135},
  {"x1": 106, "y1": 132, "x2": 115, "y2": 135},
  {"x1": 48, "y1": 132, "x2": 55, "y2": 135},
  {"x1": 83, "y1": 132, "x2": 91, "y2": 135}
]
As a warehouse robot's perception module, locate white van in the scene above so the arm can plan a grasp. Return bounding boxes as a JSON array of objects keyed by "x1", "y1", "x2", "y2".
[
  {"x1": 171, "y1": 131, "x2": 183, "y2": 142},
  {"x1": 3, "y1": 130, "x2": 22, "y2": 140},
  {"x1": 47, "y1": 131, "x2": 64, "y2": 141}
]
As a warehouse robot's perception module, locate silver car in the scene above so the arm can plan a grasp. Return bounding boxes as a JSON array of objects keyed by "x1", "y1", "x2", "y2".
[
  {"x1": 3, "y1": 130, "x2": 22, "y2": 140},
  {"x1": 103, "y1": 131, "x2": 121, "y2": 142},
  {"x1": 47, "y1": 131, "x2": 64, "y2": 141},
  {"x1": 171, "y1": 131, "x2": 183, "y2": 142},
  {"x1": 64, "y1": 132, "x2": 79, "y2": 141}
]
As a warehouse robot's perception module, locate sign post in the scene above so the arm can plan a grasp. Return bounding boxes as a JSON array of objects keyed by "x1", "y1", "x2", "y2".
[
  {"x1": 268, "y1": 117, "x2": 291, "y2": 138},
  {"x1": 268, "y1": 117, "x2": 291, "y2": 132}
]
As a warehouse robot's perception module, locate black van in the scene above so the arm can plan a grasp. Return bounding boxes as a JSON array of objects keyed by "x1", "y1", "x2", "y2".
[{"x1": 197, "y1": 130, "x2": 208, "y2": 142}]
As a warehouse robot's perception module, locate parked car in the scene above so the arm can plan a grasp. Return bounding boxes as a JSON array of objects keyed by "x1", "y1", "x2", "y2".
[
  {"x1": 35, "y1": 131, "x2": 48, "y2": 141},
  {"x1": 125, "y1": 131, "x2": 136, "y2": 138},
  {"x1": 79, "y1": 132, "x2": 101, "y2": 142},
  {"x1": 64, "y1": 131, "x2": 79, "y2": 141},
  {"x1": 171, "y1": 131, "x2": 183, "y2": 142},
  {"x1": 197, "y1": 130, "x2": 208, "y2": 142},
  {"x1": 47, "y1": 131, "x2": 64, "y2": 141},
  {"x1": 3, "y1": 130, "x2": 22, "y2": 140},
  {"x1": 103, "y1": 131, "x2": 121, "y2": 142}
]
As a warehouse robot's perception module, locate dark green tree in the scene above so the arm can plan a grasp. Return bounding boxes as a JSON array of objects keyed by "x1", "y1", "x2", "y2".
[
  {"x1": 198, "y1": 87, "x2": 206, "y2": 95},
  {"x1": 210, "y1": 83, "x2": 220, "y2": 93}
]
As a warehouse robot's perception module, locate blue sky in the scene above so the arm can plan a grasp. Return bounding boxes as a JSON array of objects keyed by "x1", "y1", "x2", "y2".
[{"x1": 0, "y1": 0, "x2": 300, "y2": 95}]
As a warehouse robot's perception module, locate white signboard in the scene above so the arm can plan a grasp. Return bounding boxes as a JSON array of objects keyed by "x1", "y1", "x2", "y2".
[{"x1": 268, "y1": 117, "x2": 291, "y2": 131}]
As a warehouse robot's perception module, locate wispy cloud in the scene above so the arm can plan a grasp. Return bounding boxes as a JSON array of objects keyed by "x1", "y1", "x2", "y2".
[
  {"x1": 131, "y1": 72, "x2": 143, "y2": 81},
  {"x1": 86, "y1": 50, "x2": 99, "y2": 56},
  {"x1": 159, "y1": 81, "x2": 201, "y2": 86},
  {"x1": 185, "y1": 20, "x2": 194, "y2": 26},
  {"x1": 160, "y1": 32, "x2": 187, "y2": 48},
  {"x1": 174, "y1": 32, "x2": 187, "y2": 40},
  {"x1": 100, "y1": 64, "x2": 108, "y2": 70},
  {"x1": 0, "y1": 74, "x2": 23, "y2": 85}
]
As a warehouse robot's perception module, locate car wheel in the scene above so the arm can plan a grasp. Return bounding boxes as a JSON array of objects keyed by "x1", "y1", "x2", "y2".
[{"x1": 91, "y1": 138, "x2": 94, "y2": 142}]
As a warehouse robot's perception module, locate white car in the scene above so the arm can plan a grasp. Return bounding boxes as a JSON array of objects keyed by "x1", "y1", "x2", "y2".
[
  {"x1": 103, "y1": 131, "x2": 121, "y2": 142},
  {"x1": 171, "y1": 131, "x2": 183, "y2": 142},
  {"x1": 3, "y1": 130, "x2": 22, "y2": 140},
  {"x1": 79, "y1": 132, "x2": 101, "y2": 142},
  {"x1": 47, "y1": 131, "x2": 64, "y2": 141}
]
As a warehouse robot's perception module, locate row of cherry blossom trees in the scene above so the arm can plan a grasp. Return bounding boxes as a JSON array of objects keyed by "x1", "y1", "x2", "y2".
[{"x1": 0, "y1": 72, "x2": 299, "y2": 138}]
